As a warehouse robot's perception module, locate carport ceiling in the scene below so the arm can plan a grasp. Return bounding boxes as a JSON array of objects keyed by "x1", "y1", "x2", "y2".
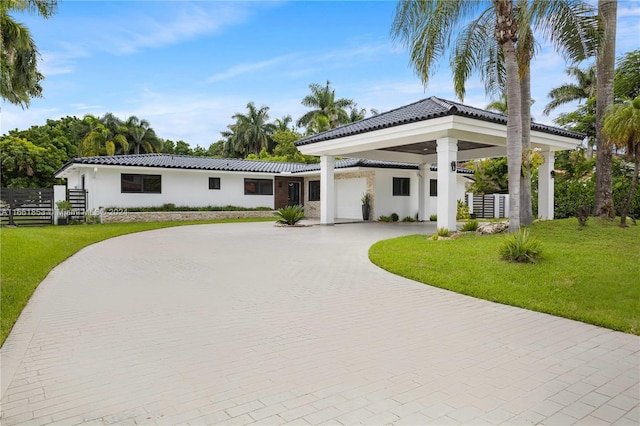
[{"x1": 381, "y1": 140, "x2": 494, "y2": 155}]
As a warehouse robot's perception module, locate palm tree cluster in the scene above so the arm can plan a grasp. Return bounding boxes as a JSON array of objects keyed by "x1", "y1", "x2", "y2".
[
  {"x1": 222, "y1": 81, "x2": 377, "y2": 158},
  {"x1": 76, "y1": 113, "x2": 162, "y2": 156},
  {"x1": 1, "y1": 0, "x2": 57, "y2": 108}
]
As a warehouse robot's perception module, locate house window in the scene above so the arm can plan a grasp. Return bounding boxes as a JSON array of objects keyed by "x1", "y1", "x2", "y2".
[
  {"x1": 308, "y1": 180, "x2": 320, "y2": 201},
  {"x1": 244, "y1": 178, "x2": 273, "y2": 195},
  {"x1": 121, "y1": 174, "x2": 161, "y2": 193},
  {"x1": 392, "y1": 177, "x2": 410, "y2": 196},
  {"x1": 209, "y1": 177, "x2": 221, "y2": 190},
  {"x1": 430, "y1": 179, "x2": 438, "y2": 196}
]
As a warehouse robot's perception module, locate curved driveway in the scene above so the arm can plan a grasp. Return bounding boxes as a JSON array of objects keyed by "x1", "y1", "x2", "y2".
[{"x1": 1, "y1": 222, "x2": 638, "y2": 425}]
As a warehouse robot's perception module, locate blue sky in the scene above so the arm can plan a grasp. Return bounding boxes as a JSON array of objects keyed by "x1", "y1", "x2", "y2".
[{"x1": 2, "y1": 0, "x2": 639, "y2": 149}]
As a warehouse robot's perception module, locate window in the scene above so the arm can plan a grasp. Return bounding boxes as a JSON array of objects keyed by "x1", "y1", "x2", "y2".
[
  {"x1": 392, "y1": 177, "x2": 410, "y2": 196},
  {"x1": 308, "y1": 180, "x2": 320, "y2": 201},
  {"x1": 244, "y1": 178, "x2": 273, "y2": 195},
  {"x1": 209, "y1": 177, "x2": 221, "y2": 190},
  {"x1": 121, "y1": 174, "x2": 161, "y2": 193},
  {"x1": 430, "y1": 179, "x2": 438, "y2": 196}
]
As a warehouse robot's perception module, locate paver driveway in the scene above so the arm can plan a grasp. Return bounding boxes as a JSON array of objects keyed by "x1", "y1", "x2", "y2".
[{"x1": 1, "y1": 222, "x2": 638, "y2": 425}]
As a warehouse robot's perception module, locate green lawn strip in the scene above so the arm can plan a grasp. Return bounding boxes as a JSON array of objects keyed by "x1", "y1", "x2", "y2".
[
  {"x1": 0, "y1": 217, "x2": 275, "y2": 345},
  {"x1": 369, "y1": 219, "x2": 640, "y2": 334}
]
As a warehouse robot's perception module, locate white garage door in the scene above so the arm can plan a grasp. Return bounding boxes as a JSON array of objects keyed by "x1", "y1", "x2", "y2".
[{"x1": 336, "y1": 177, "x2": 367, "y2": 219}]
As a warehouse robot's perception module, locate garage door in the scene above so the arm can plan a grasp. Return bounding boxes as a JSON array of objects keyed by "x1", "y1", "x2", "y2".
[{"x1": 336, "y1": 177, "x2": 366, "y2": 219}]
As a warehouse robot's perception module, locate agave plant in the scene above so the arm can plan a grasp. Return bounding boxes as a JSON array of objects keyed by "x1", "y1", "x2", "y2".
[{"x1": 275, "y1": 204, "x2": 305, "y2": 226}]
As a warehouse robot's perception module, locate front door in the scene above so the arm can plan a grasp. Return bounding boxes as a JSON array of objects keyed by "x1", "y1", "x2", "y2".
[{"x1": 288, "y1": 181, "x2": 301, "y2": 206}]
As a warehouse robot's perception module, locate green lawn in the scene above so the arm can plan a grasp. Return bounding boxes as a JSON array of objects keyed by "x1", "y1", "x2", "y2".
[
  {"x1": 0, "y1": 217, "x2": 274, "y2": 345},
  {"x1": 369, "y1": 218, "x2": 640, "y2": 335}
]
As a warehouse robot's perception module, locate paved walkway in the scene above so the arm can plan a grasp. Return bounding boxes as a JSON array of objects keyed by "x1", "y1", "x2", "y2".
[{"x1": 1, "y1": 222, "x2": 638, "y2": 425}]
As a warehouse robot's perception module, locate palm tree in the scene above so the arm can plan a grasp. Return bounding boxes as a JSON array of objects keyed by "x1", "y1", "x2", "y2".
[
  {"x1": 594, "y1": 0, "x2": 617, "y2": 218},
  {"x1": 424, "y1": 0, "x2": 597, "y2": 227},
  {"x1": 229, "y1": 102, "x2": 276, "y2": 157},
  {"x1": 392, "y1": 0, "x2": 525, "y2": 232},
  {"x1": 603, "y1": 96, "x2": 640, "y2": 227},
  {"x1": 486, "y1": 92, "x2": 509, "y2": 114},
  {"x1": 125, "y1": 116, "x2": 162, "y2": 154},
  {"x1": 79, "y1": 114, "x2": 129, "y2": 156},
  {"x1": 543, "y1": 65, "x2": 596, "y2": 115},
  {"x1": 297, "y1": 81, "x2": 354, "y2": 133},
  {"x1": 274, "y1": 115, "x2": 293, "y2": 132},
  {"x1": 0, "y1": 0, "x2": 57, "y2": 108}
]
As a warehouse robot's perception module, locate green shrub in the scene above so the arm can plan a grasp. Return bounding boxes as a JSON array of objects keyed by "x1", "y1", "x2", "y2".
[
  {"x1": 390, "y1": 213, "x2": 399, "y2": 222},
  {"x1": 499, "y1": 228, "x2": 542, "y2": 263},
  {"x1": 402, "y1": 216, "x2": 416, "y2": 222},
  {"x1": 274, "y1": 204, "x2": 305, "y2": 225},
  {"x1": 430, "y1": 234, "x2": 439, "y2": 240},
  {"x1": 461, "y1": 220, "x2": 479, "y2": 232},
  {"x1": 378, "y1": 215, "x2": 392, "y2": 222},
  {"x1": 456, "y1": 200, "x2": 470, "y2": 220},
  {"x1": 429, "y1": 214, "x2": 437, "y2": 221},
  {"x1": 162, "y1": 203, "x2": 176, "y2": 211},
  {"x1": 436, "y1": 227, "x2": 450, "y2": 237}
]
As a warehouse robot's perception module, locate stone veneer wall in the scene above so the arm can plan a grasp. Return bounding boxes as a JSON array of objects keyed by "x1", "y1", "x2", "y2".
[
  {"x1": 101, "y1": 210, "x2": 276, "y2": 223},
  {"x1": 303, "y1": 170, "x2": 376, "y2": 219}
]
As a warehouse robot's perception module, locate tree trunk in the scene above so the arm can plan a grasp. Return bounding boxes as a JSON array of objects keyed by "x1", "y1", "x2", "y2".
[
  {"x1": 520, "y1": 64, "x2": 533, "y2": 225},
  {"x1": 594, "y1": 0, "x2": 617, "y2": 218},
  {"x1": 494, "y1": 0, "x2": 522, "y2": 233},
  {"x1": 620, "y1": 150, "x2": 639, "y2": 227}
]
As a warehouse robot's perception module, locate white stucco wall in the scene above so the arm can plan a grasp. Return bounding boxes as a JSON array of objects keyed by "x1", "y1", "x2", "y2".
[
  {"x1": 335, "y1": 177, "x2": 367, "y2": 219},
  {"x1": 66, "y1": 166, "x2": 275, "y2": 210},
  {"x1": 373, "y1": 169, "x2": 419, "y2": 219}
]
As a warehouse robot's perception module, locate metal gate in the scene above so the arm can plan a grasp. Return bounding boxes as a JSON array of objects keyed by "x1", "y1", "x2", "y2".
[
  {"x1": 0, "y1": 188, "x2": 54, "y2": 226},
  {"x1": 67, "y1": 188, "x2": 88, "y2": 223}
]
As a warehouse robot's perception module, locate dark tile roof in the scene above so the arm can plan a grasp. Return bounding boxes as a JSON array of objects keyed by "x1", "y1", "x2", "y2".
[
  {"x1": 296, "y1": 96, "x2": 584, "y2": 146},
  {"x1": 55, "y1": 154, "x2": 474, "y2": 175}
]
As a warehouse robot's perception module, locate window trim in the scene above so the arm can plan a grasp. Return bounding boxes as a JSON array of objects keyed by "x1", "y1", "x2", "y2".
[
  {"x1": 121, "y1": 173, "x2": 162, "y2": 194},
  {"x1": 392, "y1": 177, "x2": 410, "y2": 197},
  {"x1": 308, "y1": 180, "x2": 320, "y2": 201}
]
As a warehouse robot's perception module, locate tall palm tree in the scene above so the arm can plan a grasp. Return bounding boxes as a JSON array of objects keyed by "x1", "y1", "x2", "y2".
[
  {"x1": 125, "y1": 116, "x2": 161, "y2": 154},
  {"x1": 603, "y1": 96, "x2": 640, "y2": 227},
  {"x1": 229, "y1": 102, "x2": 276, "y2": 157},
  {"x1": 0, "y1": 0, "x2": 57, "y2": 108},
  {"x1": 594, "y1": 0, "x2": 618, "y2": 218},
  {"x1": 486, "y1": 92, "x2": 509, "y2": 114},
  {"x1": 543, "y1": 65, "x2": 596, "y2": 115},
  {"x1": 425, "y1": 0, "x2": 597, "y2": 226},
  {"x1": 297, "y1": 81, "x2": 354, "y2": 133},
  {"x1": 274, "y1": 115, "x2": 293, "y2": 132},
  {"x1": 392, "y1": 0, "x2": 525, "y2": 231}
]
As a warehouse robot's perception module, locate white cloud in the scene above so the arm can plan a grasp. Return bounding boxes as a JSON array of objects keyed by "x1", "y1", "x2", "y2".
[{"x1": 207, "y1": 55, "x2": 297, "y2": 83}]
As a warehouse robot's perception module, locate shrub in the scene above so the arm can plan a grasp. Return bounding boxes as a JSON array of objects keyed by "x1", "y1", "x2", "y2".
[
  {"x1": 499, "y1": 228, "x2": 542, "y2": 263},
  {"x1": 402, "y1": 216, "x2": 416, "y2": 222},
  {"x1": 436, "y1": 227, "x2": 450, "y2": 237},
  {"x1": 390, "y1": 213, "x2": 399, "y2": 222},
  {"x1": 461, "y1": 220, "x2": 479, "y2": 232},
  {"x1": 456, "y1": 200, "x2": 470, "y2": 220},
  {"x1": 378, "y1": 215, "x2": 392, "y2": 222},
  {"x1": 430, "y1": 234, "x2": 439, "y2": 240},
  {"x1": 274, "y1": 204, "x2": 305, "y2": 225},
  {"x1": 429, "y1": 214, "x2": 437, "y2": 221}
]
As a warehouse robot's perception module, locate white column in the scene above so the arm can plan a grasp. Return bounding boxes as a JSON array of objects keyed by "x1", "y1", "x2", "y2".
[
  {"x1": 538, "y1": 150, "x2": 555, "y2": 220},
  {"x1": 437, "y1": 137, "x2": 458, "y2": 231},
  {"x1": 53, "y1": 185, "x2": 66, "y2": 224},
  {"x1": 418, "y1": 163, "x2": 430, "y2": 221},
  {"x1": 320, "y1": 155, "x2": 335, "y2": 225},
  {"x1": 494, "y1": 195, "x2": 501, "y2": 219}
]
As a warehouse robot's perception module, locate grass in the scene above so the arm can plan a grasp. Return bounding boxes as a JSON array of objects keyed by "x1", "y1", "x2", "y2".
[
  {"x1": 369, "y1": 218, "x2": 640, "y2": 334},
  {"x1": 0, "y1": 217, "x2": 274, "y2": 345}
]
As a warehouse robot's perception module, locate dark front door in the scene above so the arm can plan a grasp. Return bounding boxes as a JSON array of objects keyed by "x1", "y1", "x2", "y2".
[{"x1": 288, "y1": 181, "x2": 301, "y2": 206}]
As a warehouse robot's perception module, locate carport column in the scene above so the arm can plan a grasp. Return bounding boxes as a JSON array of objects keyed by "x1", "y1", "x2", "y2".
[
  {"x1": 538, "y1": 150, "x2": 555, "y2": 220},
  {"x1": 437, "y1": 137, "x2": 458, "y2": 231},
  {"x1": 320, "y1": 155, "x2": 335, "y2": 225},
  {"x1": 418, "y1": 163, "x2": 430, "y2": 221}
]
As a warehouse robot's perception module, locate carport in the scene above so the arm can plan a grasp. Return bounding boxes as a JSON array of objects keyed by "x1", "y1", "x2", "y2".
[{"x1": 296, "y1": 96, "x2": 584, "y2": 230}]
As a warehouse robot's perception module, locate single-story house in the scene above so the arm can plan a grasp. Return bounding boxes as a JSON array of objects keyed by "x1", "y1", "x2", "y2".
[
  {"x1": 54, "y1": 154, "x2": 474, "y2": 221},
  {"x1": 295, "y1": 96, "x2": 584, "y2": 230}
]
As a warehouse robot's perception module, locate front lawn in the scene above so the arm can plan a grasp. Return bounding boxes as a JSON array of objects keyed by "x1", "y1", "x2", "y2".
[
  {"x1": 369, "y1": 218, "x2": 640, "y2": 334},
  {"x1": 0, "y1": 217, "x2": 274, "y2": 345}
]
